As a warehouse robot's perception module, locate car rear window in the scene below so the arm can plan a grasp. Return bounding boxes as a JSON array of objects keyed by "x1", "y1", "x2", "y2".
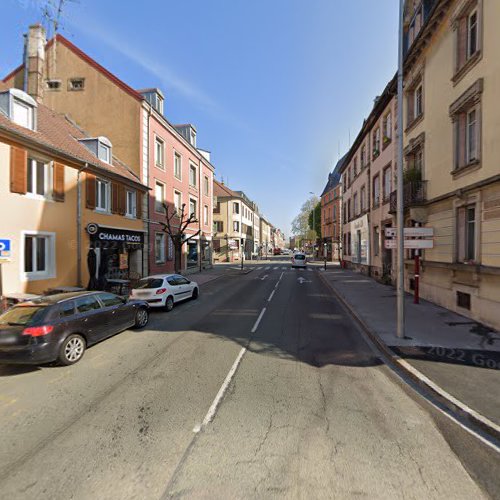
[
  {"x1": 135, "y1": 278, "x2": 164, "y2": 289},
  {"x1": 0, "y1": 305, "x2": 47, "y2": 326},
  {"x1": 294, "y1": 254, "x2": 305, "y2": 260}
]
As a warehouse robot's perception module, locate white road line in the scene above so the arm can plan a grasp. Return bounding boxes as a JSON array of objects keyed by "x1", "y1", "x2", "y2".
[
  {"x1": 273, "y1": 266, "x2": 278, "y2": 270},
  {"x1": 265, "y1": 266, "x2": 270, "y2": 270},
  {"x1": 251, "y1": 307, "x2": 267, "y2": 333},
  {"x1": 196, "y1": 346, "x2": 247, "y2": 431},
  {"x1": 256, "y1": 266, "x2": 262, "y2": 270},
  {"x1": 267, "y1": 290, "x2": 275, "y2": 302},
  {"x1": 279, "y1": 272, "x2": 284, "y2": 281}
]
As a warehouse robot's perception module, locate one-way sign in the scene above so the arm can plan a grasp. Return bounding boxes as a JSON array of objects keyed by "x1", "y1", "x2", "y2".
[{"x1": 385, "y1": 227, "x2": 434, "y2": 238}]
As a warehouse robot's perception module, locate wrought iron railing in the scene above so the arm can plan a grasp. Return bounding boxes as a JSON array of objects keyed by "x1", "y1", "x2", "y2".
[{"x1": 389, "y1": 180, "x2": 427, "y2": 213}]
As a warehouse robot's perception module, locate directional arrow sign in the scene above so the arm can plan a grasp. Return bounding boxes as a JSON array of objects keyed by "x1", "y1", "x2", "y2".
[
  {"x1": 385, "y1": 227, "x2": 434, "y2": 238},
  {"x1": 385, "y1": 239, "x2": 434, "y2": 249},
  {"x1": 297, "y1": 277, "x2": 312, "y2": 284},
  {"x1": 260, "y1": 275, "x2": 269, "y2": 281}
]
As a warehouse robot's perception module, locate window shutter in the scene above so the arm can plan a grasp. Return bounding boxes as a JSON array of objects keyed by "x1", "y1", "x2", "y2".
[
  {"x1": 458, "y1": 113, "x2": 467, "y2": 168},
  {"x1": 119, "y1": 185, "x2": 126, "y2": 215},
  {"x1": 457, "y1": 17, "x2": 467, "y2": 70},
  {"x1": 86, "y1": 173, "x2": 96, "y2": 209},
  {"x1": 10, "y1": 146, "x2": 28, "y2": 194},
  {"x1": 136, "y1": 191, "x2": 143, "y2": 219},
  {"x1": 111, "y1": 182, "x2": 119, "y2": 214},
  {"x1": 53, "y1": 162, "x2": 65, "y2": 202}
]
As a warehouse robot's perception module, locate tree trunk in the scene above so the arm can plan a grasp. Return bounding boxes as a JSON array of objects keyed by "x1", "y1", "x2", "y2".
[{"x1": 174, "y1": 242, "x2": 183, "y2": 274}]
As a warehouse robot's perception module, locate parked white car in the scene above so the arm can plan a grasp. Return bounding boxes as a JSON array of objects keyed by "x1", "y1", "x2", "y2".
[
  {"x1": 291, "y1": 252, "x2": 307, "y2": 268},
  {"x1": 130, "y1": 274, "x2": 199, "y2": 311}
]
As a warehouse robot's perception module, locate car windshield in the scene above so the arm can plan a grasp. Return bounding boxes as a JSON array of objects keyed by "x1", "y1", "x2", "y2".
[
  {"x1": 134, "y1": 278, "x2": 164, "y2": 289},
  {"x1": 0, "y1": 305, "x2": 47, "y2": 326},
  {"x1": 294, "y1": 254, "x2": 305, "y2": 260}
]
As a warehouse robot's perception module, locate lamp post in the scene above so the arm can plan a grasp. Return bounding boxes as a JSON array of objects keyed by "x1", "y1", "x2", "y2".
[
  {"x1": 224, "y1": 233, "x2": 229, "y2": 263},
  {"x1": 309, "y1": 191, "x2": 316, "y2": 258}
]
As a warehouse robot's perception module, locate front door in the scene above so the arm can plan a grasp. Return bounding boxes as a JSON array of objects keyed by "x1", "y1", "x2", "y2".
[{"x1": 356, "y1": 230, "x2": 362, "y2": 263}]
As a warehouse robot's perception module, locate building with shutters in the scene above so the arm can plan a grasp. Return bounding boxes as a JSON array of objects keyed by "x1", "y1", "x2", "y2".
[
  {"x1": 0, "y1": 84, "x2": 147, "y2": 298},
  {"x1": 395, "y1": 0, "x2": 500, "y2": 329},
  {"x1": 3, "y1": 25, "x2": 214, "y2": 276}
]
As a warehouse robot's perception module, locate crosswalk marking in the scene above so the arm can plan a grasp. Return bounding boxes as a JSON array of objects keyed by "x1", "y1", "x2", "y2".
[
  {"x1": 273, "y1": 267, "x2": 278, "y2": 270},
  {"x1": 256, "y1": 267, "x2": 262, "y2": 270},
  {"x1": 265, "y1": 266, "x2": 270, "y2": 270}
]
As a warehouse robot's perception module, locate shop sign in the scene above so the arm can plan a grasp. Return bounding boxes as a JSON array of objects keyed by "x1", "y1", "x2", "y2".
[
  {"x1": 119, "y1": 253, "x2": 128, "y2": 269},
  {"x1": 228, "y1": 239, "x2": 238, "y2": 249},
  {"x1": 87, "y1": 224, "x2": 144, "y2": 244},
  {"x1": 0, "y1": 239, "x2": 12, "y2": 262}
]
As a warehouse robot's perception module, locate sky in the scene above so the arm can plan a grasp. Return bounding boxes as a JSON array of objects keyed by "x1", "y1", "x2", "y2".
[{"x1": 2, "y1": 0, "x2": 399, "y2": 237}]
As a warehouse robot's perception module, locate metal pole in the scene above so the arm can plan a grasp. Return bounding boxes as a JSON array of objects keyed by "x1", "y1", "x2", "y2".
[
  {"x1": 414, "y1": 222, "x2": 420, "y2": 304},
  {"x1": 397, "y1": 0, "x2": 405, "y2": 338}
]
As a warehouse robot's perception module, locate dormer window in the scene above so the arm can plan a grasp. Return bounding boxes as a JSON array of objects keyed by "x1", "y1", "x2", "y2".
[
  {"x1": 98, "y1": 142, "x2": 110, "y2": 163},
  {"x1": 138, "y1": 88, "x2": 164, "y2": 115},
  {"x1": 78, "y1": 136, "x2": 112, "y2": 164},
  {"x1": 190, "y1": 129, "x2": 197, "y2": 147},
  {"x1": 0, "y1": 89, "x2": 37, "y2": 130}
]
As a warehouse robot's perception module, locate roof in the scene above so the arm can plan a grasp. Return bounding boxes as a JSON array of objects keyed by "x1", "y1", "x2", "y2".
[
  {"x1": 213, "y1": 179, "x2": 238, "y2": 198},
  {"x1": 321, "y1": 154, "x2": 347, "y2": 196},
  {"x1": 3, "y1": 35, "x2": 144, "y2": 102},
  {"x1": 0, "y1": 94, "x2": 145, "y2": 189}
]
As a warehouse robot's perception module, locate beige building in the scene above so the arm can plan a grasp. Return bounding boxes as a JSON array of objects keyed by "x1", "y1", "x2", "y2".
[
  {"x1": 400, "y1": 0, "x2": 500, "y2": 329},
  {"x1": 0, "y1": 85, "x2": 147, "y2": 299}
]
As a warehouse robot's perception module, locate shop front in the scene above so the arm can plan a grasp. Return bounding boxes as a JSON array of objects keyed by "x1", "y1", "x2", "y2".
[
  {"x1": 350, "y1": 214, "x2": 370, "y2": 272},
  {"x1": 85, "y1": 223, "x2": 145, "y2": 291}
]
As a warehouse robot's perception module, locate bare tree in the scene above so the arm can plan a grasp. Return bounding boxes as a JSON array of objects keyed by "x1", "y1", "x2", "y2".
[{"x1": 158, "y1": 203, "x2": 200, "y2": 274}]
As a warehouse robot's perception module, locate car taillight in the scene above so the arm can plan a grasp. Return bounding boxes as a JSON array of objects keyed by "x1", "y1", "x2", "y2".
[
  {"x1": 22, "y1": 325, "x2": 54, "y2": 337},
  {"x1": 156, "y1": 288, "x2": 167, "y2": 295}
]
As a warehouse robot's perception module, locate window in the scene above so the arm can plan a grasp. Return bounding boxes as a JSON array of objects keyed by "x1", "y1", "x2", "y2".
[
  {"x1": 125, "y1": 190, "x2": 136, "y2": 217},
  {"x1": 457, "y1": 291, "x2": 471, "y2": 310},
  {"x1": 75, "y1": 295, "x2": 101, "y2": 313},
  {"x1": 167, "y1": 236, "x2": 174, "y2": 261},
  {"x1": 353, "y1": 192, "x2": 359, "y2": 216},
  {"x1": 374, "y1": 226, "x2": 380, "y2": 256},
  {"x1": 383, "y1": 113, "x2": 392, "y2": 141},
  {"x1": 361, "y1": 145, "x2": 366, "y2": 167},
  {"x1": 407, "y1": 79, "x2": 424, "y2": 126},
  {"x1": 373, "y1": 175, "x2": 380, "y2": 207},
  {"x1": 97, "y1": 293, "x2": 123, "y2": 307},
  {"x1": 26, "y1": 158, "x2": 52, "y2": 198},
  {"x1": 59, "y1": 301, "x2": 75, "y2": 318},
  {"x1": 343, "y1": 202, "x2": 347, "y2": 223},
  {"x1": 189, "y1": 198, "x2": 197, "y2": 218},
  {"x1": 214, "y1": 201, "x2": 221, "y2": 214},
  {"x1": 233, "y1": 202, "x2": 240, "y2": 214},
  {"x1": 155, "y1": 233, "x2": 166, "y2": 263},
  {"x1": 360, "y1": 186, "x2": 366, "y2": 212},
  {"x1": 23, "y1": 232, "x2": 55, "y2": 280},
  {"x1": 383, "y1": 166, "x2": 391, "y2": 201},
  {"x1": 203, "y1": 205, "x2": 208, "y2": 225},
  {"x1": 190, "y1": 129, "x2": 197, "y2": 147},
  {"x1": 233, "y1": 221, "x2": 240, "y2": 232},
  {"x1": 415, "y1": 85, "x2": 423, "y2": 118},
  {"x1": 373, "y1": 128, "x2": 381, "y2": 157},
  {"x1": 174, "y1": 152, "x2": 182, "y2": 179},
  {"x1": 457, "y1": 205, "x2": 476, "y2": 262},
  {"x1": 353, "y1": 157, "x2": 358, "y2": 176},
  {"x1": 12, "y1": 99, "x2": 34, "y2": 129},
  {"x1": 347, "y1": 199, "x2": 351, "y2": 221},
  {"x1": 466, "y1": 109, "x2": 478, "y2": 163},
  {"x1": 204, "y1": 176, "x2": 209, "y2": 196},
  {"x1": 189, "y1": 164, "x2": 197, "y2": 187},
  {"x1": 155, "y1": 137, "x2": 165, "y2": 168},
  {"x1": 155, "y1": 181, "x2": 165, "y2": 213},
  {"x1": 69, "y1": 78, "x2": 85, "y2": 91},
  {"x1": 467, "y1": 10, "x2": 478, "y2": 59},
  {"x1": 96, "y1": 179, "x2": 110, "y2": 211},
  {"x1": 46, "y1": 79, "x2": 61, "y2": 90},
  {"x1": 96, "y1": 141, "x2": 110, "y2": 163},
  {"x1": 174, "y1": 190, "x2": 182, "y2": 215},
  {"x1": 214, "y1": 221, "x2": 223, "y2": 232}
]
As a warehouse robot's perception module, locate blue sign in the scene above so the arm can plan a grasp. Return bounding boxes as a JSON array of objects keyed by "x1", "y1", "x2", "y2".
[{"x1": 0, "y1": 239, "x2": 12, "y2": 260}]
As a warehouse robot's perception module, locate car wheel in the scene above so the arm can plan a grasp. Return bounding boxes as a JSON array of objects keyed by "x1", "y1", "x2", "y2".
[
  {"x1": 134, "y1": 307, "x2": 149, "y2": 328},
  {"x1": 191, "y1": 287, "x2": 199, "y2": 300},
  {"x1": 58, "y1": 334, "x2": 86, "y2": 366},
  {"x1": 165, "y1": 296, "x2": 174, "y2": 312}
]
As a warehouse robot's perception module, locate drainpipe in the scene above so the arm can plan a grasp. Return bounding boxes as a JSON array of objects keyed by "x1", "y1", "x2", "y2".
[{"x1": 76, "y1": 163, "x2": 88, "y2": 287}]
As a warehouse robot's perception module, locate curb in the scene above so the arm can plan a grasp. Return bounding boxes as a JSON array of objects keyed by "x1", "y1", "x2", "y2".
[{"x1": 317, "y1": 271, "x2": 500, "y2": 444}]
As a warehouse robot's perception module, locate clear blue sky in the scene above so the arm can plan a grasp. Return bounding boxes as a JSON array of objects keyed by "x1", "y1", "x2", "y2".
[{"x1": 2, "y1": 0, "x2": 398, "y2": 236}]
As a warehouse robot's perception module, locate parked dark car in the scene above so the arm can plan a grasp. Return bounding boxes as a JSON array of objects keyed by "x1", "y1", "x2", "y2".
[{"x1": 0, "y1": 291, "x2": 149, "y2": 366}]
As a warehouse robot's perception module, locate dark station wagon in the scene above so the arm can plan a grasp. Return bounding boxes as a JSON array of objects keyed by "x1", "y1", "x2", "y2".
[{"x1": 0, "y1": 291, "x2": 149, "y2": 366}]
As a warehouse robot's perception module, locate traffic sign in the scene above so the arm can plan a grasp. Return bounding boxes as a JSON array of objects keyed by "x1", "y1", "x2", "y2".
[
  {"x1": 385, "y1": 227, "x2": 434, "y2": 238},
  {"x1": 0, "y1": 239, "x2": 12, "y2": 261},
  {"x1": 385, "y1": 239, "x2": 434, "y2": 249}
]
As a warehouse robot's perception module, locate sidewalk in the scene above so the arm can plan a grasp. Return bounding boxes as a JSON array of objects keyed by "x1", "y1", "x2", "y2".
[{"x1": 319, "y1": 266, "x2": 500, "y2": 438}]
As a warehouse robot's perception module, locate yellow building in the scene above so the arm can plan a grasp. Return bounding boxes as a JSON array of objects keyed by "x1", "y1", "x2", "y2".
[
  {"x1": 401, "y1": 0, "x2": 500, "y2": 329},
  {"x1": 0, "y1": 85, "x2": 147, "y2": 300}
]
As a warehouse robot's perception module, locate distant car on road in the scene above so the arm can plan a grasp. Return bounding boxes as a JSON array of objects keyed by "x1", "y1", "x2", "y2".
[
  {"x1": 273, "y1": 248, "x2": 281, "y2": 255},
  {"x1": 130, "y1": 274, "x2": 199, "y2": 311},
  {"x1": 0, "y1": 292, "x2": 149, "y2": 366},
  {"x1": 291, "y1": 252, "x2": 307, "y2": 268},
  {"x1": 282, "y1": 249, "x2": 292, "y2": 255}
]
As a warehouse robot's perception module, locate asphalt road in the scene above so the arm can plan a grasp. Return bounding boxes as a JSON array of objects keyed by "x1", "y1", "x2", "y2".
[{"x1": 0, "y1": 258, "x2": 495, "y2": 499}]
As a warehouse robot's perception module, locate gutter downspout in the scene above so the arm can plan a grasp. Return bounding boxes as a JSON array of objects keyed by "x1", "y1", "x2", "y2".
[{"x1": 76, "y1": 163, "x2": 88, "y2": 287}]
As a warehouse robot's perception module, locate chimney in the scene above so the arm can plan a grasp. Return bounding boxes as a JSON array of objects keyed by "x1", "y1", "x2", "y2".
[{"x1": 25, "y1": 24, "x2": 46, "y2": 102}]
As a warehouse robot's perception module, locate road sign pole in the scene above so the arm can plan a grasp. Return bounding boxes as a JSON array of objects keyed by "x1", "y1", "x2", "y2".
[
  {"x1": 414, "y1": 222, "x2": 420, "y2": 304},
  {"x1": 397, "y1": 0, "x2": 405, "y2": 338}
]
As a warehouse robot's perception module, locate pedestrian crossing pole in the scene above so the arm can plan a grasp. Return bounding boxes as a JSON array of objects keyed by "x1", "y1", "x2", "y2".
[{"x1": 397, "y1": 0, "x2": 406, "y2": 339}]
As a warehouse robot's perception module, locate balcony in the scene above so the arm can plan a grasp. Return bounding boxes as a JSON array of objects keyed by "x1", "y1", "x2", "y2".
[{"x1": 389, "y1": 180, "x2": 427, "y2": 214}]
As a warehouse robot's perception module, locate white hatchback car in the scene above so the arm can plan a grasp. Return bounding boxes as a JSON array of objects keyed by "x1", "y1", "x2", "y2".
[
  {"x1": 130, "y1": 274, "x2": 199, "y2": 311},
  {"x1": 291, "y1": 252, "x2": 307, "y2": 268}
]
